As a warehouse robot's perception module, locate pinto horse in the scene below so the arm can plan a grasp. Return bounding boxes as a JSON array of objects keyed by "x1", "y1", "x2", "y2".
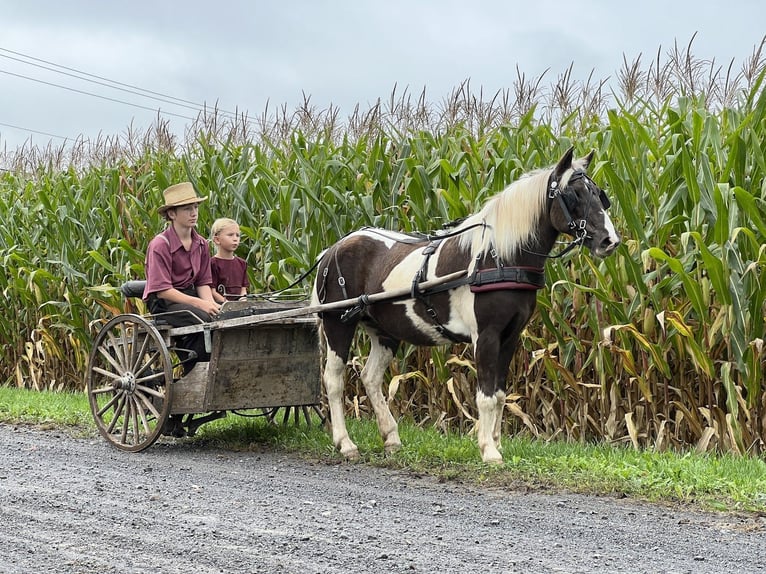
[{"x1": 311, "y1": 147, "x2": 620, "y2": 463}]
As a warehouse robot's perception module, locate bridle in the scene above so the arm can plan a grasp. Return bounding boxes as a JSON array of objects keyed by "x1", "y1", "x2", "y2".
[{"x1": 522, "y1": 169, "x2": 611, "y2": 259}]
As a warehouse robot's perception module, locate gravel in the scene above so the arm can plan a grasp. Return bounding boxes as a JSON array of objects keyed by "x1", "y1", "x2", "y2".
[{"x1": 1, "y1": 423, "x2": 764, "y2": 574}]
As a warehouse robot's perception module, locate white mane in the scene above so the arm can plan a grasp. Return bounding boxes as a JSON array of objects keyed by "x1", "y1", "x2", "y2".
[
  {"x1": 456, "y1": 168, "x2": 549, "y2": 262},
  {"x1": 456, "y1": 160, "x2": 584, "y2": 263}
]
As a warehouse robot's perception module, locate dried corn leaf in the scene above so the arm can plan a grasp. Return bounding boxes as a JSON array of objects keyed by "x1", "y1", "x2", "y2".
[
  {"x1": 625, "y1": 412, "x2": 639, "y2": 449},
  {"x1": 446, "y1": 377, "x2": 476, "y2": 421},
  {"x1": 506, "y1": 401, "x2": 539, "y2": 436},
  {"x1": 695, "y1": 426, "x2": 718, "y2": 453}
]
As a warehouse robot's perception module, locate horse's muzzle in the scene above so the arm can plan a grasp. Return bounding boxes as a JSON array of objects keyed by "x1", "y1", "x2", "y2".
[{"x1": 592, "y1": 234, "x2": 621, "y2": 258}]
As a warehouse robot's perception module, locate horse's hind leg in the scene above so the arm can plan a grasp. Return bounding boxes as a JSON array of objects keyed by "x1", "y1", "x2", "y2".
[
  {"x1": 321, "y1": 320, "x2": 360, "y2": 460},
  {"x1": 492, "y1": 390, "x2": 505, "y2": 446},
  {"x1": 360, "y1": 328, "x2": 401, "y2": 454}
]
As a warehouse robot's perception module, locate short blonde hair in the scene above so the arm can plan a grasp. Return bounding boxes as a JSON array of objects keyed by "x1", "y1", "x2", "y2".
[{"x1": 211, "y1": 218, "x2": 239, "y2": 239}]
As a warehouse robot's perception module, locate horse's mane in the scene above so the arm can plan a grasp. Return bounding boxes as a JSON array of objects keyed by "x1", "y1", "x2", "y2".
[{"x1": 456, "y1": 159, "x2": 584, "y2": 263}]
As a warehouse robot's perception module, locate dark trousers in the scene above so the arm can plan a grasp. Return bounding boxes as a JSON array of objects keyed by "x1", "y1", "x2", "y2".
[{"x1": 148, "y1": 290, "x2": 212, "y2": 372}]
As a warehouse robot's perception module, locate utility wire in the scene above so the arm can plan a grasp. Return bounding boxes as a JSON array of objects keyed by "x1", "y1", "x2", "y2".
[
  {"x1": 0, "y1": 46, "x2": 262, "y2": 144},
  {"x1": 0, "y1": 51, "x2": 209, "y2": 115},
  {"x1": 0, "y1": 121, "x2": 69, "y2": 140},
  {"x1": 0, "y1": 47, "x2": 244, "y2": 120},
  {"x1": 0, "y1": 68, "x2": 199, "y2": 122}
]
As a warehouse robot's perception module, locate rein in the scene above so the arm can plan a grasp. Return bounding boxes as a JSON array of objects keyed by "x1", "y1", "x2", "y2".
[{"x1": 357, "y1": 221, "x2": 490, "y2": 245}]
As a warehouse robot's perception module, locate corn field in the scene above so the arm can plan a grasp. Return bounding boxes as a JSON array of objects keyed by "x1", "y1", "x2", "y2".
[{"x1": 2, "y1": 42, "x2": 766, "y2": 455}]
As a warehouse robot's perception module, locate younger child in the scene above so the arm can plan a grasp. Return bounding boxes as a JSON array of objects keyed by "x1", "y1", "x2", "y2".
[{"x1": 210, "y1": 218, "x2": 250, "y2": 302}]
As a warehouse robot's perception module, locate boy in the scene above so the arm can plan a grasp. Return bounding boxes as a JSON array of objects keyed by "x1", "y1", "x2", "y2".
[{"x1": 210, "y1": 217, "x2": 250, "y2": 302}]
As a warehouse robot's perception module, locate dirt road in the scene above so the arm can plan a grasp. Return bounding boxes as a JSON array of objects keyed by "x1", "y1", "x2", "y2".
[{"x1": 1, "y1": 424, "x2": 764, "y2": 573}]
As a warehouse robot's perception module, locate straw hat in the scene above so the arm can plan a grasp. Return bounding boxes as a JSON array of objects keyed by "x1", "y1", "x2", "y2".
[{"x1": 158, "y1": 182, "x2": 207, "y2": 216}]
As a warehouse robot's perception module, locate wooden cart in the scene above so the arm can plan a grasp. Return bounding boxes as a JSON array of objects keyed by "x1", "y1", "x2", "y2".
[{"x1": 86, "y1": 283, "x2": 321, "y2": 452}]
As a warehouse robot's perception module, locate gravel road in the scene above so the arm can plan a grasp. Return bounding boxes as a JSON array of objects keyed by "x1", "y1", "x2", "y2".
[{"x1": 1, "y1": 423, "x2": 764, "y2": 574}]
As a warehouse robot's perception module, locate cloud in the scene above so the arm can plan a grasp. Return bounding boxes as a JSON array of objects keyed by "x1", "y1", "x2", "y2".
[{"x1": 1, "y1": 0, "x2": 765, "y2": 150}]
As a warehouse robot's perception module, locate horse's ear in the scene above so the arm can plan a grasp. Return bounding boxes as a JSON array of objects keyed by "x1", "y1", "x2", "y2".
[
  {"x1": 579, "y1": 150, "x2": 595, "y2": 170},
  {"x1": 553, "y1": 147, "x2": 574, "y2": 178}
]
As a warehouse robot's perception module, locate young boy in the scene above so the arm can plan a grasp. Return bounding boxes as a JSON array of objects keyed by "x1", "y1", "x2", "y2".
[{"x1": 210, "y1": 218, "x2": 250, "y2": 302}]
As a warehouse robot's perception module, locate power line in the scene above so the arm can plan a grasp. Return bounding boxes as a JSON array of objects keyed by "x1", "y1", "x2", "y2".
[
  {"x1": 0, "y1": 51, "x2": 207, "y2": 115},
  {"x1": 0, "y1": 68, "x2": 199, "y2": 122},
  {"x1": 0, "y1": 47, "x2": 207, "y2": 109},
  {"x1": 0, "y1": 47, "x2": 244, "y2": 120},
  {"x1": 0, "y1": 121, "x2": 69, "y2": 140},
  {"x1": 0, "y1": 46, "x2": 262, "y2": 144}
]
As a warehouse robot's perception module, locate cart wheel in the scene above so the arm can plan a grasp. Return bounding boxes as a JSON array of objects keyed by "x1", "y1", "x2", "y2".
[
  {"x1": 87, "y1": 314, "x2": 173, "y2": 452},
  {"x1": 265, "y1": 405, "x2": 325, "y2": 426}
]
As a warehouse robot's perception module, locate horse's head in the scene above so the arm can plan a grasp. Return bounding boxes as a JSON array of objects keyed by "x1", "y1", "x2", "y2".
[{"x1": 548, "y1": 147, "x2": 621, "y2": 258}]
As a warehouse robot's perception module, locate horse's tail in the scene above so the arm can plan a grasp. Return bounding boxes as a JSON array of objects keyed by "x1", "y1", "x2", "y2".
[{"x1": 310, "y1": 258, "x2": 327, "y2": 364}]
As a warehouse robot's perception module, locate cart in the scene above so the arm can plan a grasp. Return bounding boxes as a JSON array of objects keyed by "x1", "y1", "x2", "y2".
[
  {"x1": 86, "y1": 271, "x2": 467, "y2": 452},
  {"x1": 86, "y1": 281, "x2": 322, "y2": 452}
]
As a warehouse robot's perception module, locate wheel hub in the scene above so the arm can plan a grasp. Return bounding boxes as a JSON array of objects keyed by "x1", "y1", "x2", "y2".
[{"x1": 113, "y1": 372, "x2": 137, "y2": 393}]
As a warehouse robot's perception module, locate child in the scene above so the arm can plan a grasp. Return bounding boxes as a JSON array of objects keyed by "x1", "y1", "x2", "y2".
[{"x1": 210, "y1": 218, "x2": 250, "y2": 302}]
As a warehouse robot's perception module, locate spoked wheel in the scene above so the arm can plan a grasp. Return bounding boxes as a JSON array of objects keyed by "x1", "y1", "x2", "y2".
[
  {"x1": 264, "y1": 405, "x2": 325, "y2": 426},
  {"x1": 87, "y1": 314, "x2": 173, "y2": 452}
]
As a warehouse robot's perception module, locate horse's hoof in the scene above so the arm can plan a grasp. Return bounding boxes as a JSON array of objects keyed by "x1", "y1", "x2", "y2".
[
  {"x1": 384, "y1": 441, "x2": 401, "y2": 455},
  {"x1": 340, "y1": 446, "x2": 360, "y2": 461},
  {"x1": 481, "y1": 450, "x2": 503, "y2": 465}
]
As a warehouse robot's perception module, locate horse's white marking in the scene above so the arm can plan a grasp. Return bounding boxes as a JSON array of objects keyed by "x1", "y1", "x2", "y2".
[
  {"x1": 350, "y1": 228, "x2": 412, "y2": 249},
  {"x1": 476, "y1": 389, "x2": 504, "y2": 463},
  {"x1": 602, "y1": 210, "x2": 620, "y2": 245},
  {"x1": 382, "y1": 244, "x2": 476, "y2": 343},
  {"x1": 323, "y1": 346, "x2": 359, "y2": 459},
  {"x1": 384, "y1": 247, "x2": 425, "y2": 284},
  {"x1": 359, "y1": 330, "x2": 401, "y2": 452}
]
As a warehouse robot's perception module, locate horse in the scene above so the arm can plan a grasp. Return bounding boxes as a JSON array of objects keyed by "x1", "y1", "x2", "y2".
[{"x1": 311, "y1": 147, "x2": 621, "y2": 463}]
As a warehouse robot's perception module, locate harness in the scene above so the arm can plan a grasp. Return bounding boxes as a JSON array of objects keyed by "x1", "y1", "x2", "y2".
[
  {"x1": 405, "y1": 238, "x2": 545, "y2": 341},
  {"x1": 328, "y1": 233, "x2": 546, "y2": 341}
]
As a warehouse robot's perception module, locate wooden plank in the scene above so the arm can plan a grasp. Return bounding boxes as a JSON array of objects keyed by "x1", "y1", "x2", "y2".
[{"x1": 202, "y1": 322, "x2": 321, "y2": 411}]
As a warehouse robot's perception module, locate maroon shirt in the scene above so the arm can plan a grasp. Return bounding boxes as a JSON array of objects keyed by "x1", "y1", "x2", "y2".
[
  {"x1": 142, "y1": 226, "x2": 213, "y2": 300},
  {"x1": 210, "y1": 256, "x2": 250, "y2": 300}
]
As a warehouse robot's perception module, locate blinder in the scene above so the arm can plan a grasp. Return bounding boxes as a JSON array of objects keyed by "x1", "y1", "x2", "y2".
[
  {"x1": 561, "y1": 188, "x2": 578, "y2": 212},
  {"x1": 550, "y1": 170, "x2": 611, "y2": 215},
  {"x1": 598, "y1": 188, "x2": 611, "y2": 209}
]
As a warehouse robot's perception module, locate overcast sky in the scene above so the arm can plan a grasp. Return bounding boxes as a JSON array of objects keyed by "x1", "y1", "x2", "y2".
[{"x1": 1, "y1": 0, "x2": 765, "y2": 151}]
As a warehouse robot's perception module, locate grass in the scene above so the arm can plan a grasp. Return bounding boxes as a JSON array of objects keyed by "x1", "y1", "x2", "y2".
[{"x1": 2, "y1": 386, "x2": 765, "y2": 514}]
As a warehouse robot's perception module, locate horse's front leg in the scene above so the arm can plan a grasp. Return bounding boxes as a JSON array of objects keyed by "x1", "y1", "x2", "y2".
[
  {"x1": 360, "y1": 331, "x2": 401, "y2": 454},
  {"x1": 475, "y1": 389, "x2": 504, "y2": 464},
  {"x1": 492, "y1": 337, "x2": 520, "y2": 447},
  {"x1": 474, "y1": 329, "x2": 519, "y2": 464}
]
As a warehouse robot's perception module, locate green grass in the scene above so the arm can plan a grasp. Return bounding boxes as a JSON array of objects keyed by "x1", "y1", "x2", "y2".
[
  {"x1": 2, "y1": 386, "x2": 765, "y2": 513},
  {"x1": 0, "y1": 387, "x2": 93, "y2": 428}
]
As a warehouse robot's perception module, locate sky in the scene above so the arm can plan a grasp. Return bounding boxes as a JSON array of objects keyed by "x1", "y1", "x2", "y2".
[{"x1": 1, "y1": 0, "x2": 765, "y2": 152}]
